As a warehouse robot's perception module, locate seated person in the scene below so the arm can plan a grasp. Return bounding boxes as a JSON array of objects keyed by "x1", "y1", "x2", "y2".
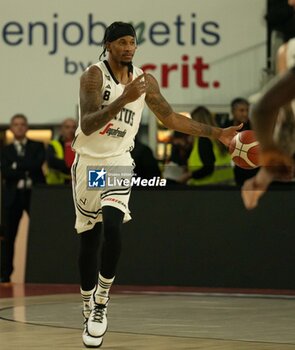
[{"x1": 162, "y1": 131, "x2": 192, "y2": 185}]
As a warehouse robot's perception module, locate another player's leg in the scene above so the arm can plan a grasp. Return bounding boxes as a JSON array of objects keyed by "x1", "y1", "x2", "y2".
[
  {"x1": 79, "y1": 223, "x2": 103, "y2": 348},
  {"x1": 87, "y1": 206, "x2": 124, "y2": 338}
]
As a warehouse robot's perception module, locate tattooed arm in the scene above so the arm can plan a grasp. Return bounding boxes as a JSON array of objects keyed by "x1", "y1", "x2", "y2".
[
  {"x1": 145, "y1": 74, "x2": 242, "y2": 146},
  {"x1": 80, "y1": 66, "x2": 146, "y2": 136}
]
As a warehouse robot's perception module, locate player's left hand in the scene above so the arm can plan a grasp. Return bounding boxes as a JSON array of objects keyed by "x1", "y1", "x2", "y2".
[{"x1": 218, "y1": 123, "x2": 243, "y2": 147}]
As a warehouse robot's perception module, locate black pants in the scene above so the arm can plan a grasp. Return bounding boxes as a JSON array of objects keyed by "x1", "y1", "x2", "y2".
[
  {"x1": 79, "y1": 206, "x2": 124, "y2": 291},
  {"x1": 1, "y1": 190, "x2": 31, "y2": 281}
]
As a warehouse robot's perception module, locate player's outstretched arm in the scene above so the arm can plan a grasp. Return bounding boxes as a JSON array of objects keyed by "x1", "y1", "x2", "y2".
[
  {"x1": 80, "y1": 67, "x2": 146, "y2": 136},
  {"x1": 251, "y1": 67, "x2": 295, "y2": 151},
  {"x1": 145, "y1": 74, "x2": 242, "y2": 146},
  {"x1": 241, "y1": 67, "x2": 295, "y2": 210}
]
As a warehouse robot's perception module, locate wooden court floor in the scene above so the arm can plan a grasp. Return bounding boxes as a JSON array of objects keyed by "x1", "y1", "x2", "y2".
[{"x1": 1, "y1": 284, "x2": 295, "y2": 350}]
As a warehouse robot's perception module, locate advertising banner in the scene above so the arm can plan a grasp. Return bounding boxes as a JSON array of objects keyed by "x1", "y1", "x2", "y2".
[{"x1": 1, "y1": 0, "x2": 266, "y2": 123}]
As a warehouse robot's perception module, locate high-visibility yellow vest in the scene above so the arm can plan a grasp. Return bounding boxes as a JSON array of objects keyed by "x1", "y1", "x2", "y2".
[
  {"x1": 46, "y1": 140, "x2": 71, "y2": 185},
  {"x1": 187, "y1": 138, "x2": 234, "y2": 185}
]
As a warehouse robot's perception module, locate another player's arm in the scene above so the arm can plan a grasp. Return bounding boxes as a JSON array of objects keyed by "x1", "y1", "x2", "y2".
[
  {"x1": 276, "y1": 43, "x2": 288, "y2": 74},
  {"x1": 241, "y1": 67, "x2": 295, "y2": 210},
  {"x1": 251, "y1": 67, "x2": 295, "y2": 151},
  {"x1": 145, "y1": 74, "x2": 242, "y2": 146}
]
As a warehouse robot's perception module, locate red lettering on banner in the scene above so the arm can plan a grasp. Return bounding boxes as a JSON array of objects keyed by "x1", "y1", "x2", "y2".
[{"x1": 141, "y1": 55, "x2": 220, "y2": 89}]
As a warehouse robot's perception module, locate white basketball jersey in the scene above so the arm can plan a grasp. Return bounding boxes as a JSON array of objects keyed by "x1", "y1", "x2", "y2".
[
  {"x1": 287, "y1": 38, "x2": 295, "y2": 68},
  {"x1": 72, "y1": 61, "x2": 145, "y2": 158},
  {"x1": 287, "y1": 39, "x2": 295, "y2": 115}
]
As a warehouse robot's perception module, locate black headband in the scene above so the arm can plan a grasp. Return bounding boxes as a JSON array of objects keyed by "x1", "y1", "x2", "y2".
[{"x1": 106, "y1": 24, "x2": 136, "y2": 42}]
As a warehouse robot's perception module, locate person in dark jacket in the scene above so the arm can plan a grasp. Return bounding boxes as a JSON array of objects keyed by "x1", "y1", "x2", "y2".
[
  {"x1": 131, "y1": 136, "x2": 161, "y2": 180},
  {"x1": 0, "y1": 114, "x2": 45, "y2": 283},
  {"x1": 225, "y1": 98, "x2": 259, "y2": 186}
]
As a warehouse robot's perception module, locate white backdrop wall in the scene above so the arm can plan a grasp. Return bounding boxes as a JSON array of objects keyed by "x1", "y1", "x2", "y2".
[{"x1": 1, "y1": 0, "x2": 266, "y2": 124}]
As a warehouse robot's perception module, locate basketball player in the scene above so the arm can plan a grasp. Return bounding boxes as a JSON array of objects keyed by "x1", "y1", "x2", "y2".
[
  {"x1": 241, "y1": 0, "x2": 295, "y2": 209},
  {"x1": 241, "y1": 66, "x2": 295, "y2": 210},
  {"x1": 72, "y1": 21, "x2": 242, "y2": 348}
]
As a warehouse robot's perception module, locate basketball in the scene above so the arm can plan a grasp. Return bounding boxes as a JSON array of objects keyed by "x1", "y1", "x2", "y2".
[{"x1": 229, "y1": 130, "x2": 260, "y2": 169}]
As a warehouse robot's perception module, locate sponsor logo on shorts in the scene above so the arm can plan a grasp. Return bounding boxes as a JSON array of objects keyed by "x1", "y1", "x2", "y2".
[
  {"x1": 79, "y1": 197, "x2": 87, "y2": 205},
  {"x1": 103, "y1": 197, "x2": 127, "y2": 209}
]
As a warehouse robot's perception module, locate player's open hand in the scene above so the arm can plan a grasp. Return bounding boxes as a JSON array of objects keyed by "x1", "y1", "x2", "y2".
[
  {"x1": 218, "y1": 123, "x2": 243, "y2": 147},
  {"x1": 122, "y1": 73, "x2": 147, "y2": 103}
]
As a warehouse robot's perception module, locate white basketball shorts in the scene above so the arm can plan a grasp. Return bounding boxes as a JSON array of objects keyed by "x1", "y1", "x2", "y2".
[{"x1": 71, "y1": 152, "x2": 134, "y2": 233}]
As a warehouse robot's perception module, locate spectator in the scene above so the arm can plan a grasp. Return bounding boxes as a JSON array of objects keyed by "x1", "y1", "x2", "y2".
[
  {"x1": 0, "y1": 114, "x2": 45, "y2": 283},
  {"x1": 226, "y1": 98, "x2": 259, "y2": 186},
  {"x1": 185, "y1": 106, "x2": 234, "y2": 185},
  {"x1": 131, "y1": 136, "x2": 161, "y2": 180},
  {"x1": 265, "y1": 0, "x2": 295, "y2": 44},
  {"x1": 46, "y1": 118, "x2": 77, "y2": 185},
  {"x1": 162, "y1": 131, "x2": 192, "y2": 185}
]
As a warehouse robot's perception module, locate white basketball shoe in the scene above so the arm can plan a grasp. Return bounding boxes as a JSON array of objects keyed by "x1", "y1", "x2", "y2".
[
  {"x1": 82, "y1": 310, "x2": 103, "y2": 348},
  {"x1": 87, "y1": 295, "x2": 109, "y2": 337}
]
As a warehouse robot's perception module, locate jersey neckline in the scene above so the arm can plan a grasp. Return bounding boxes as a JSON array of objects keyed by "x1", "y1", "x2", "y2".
[{"x1": 103, "y1": 60, "x2": 134, "y2": 85}]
